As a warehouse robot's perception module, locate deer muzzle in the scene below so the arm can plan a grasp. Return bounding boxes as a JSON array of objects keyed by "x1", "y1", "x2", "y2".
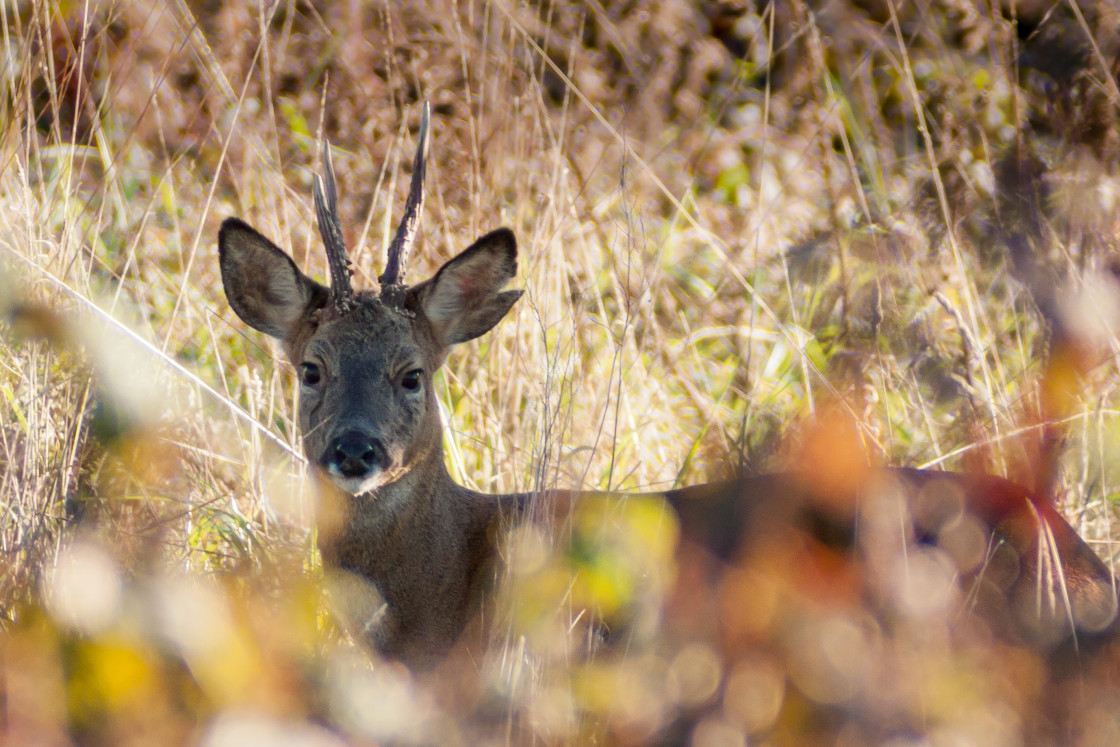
[{"x1": 321, "y1": 429, "x2": 391, "y2": 495}]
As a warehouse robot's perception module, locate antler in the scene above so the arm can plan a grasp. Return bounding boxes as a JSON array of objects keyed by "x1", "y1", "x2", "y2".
[
  {"x1": 380, "y1": 101, "x2": 430, "y2": 288},
  {"x1": 314, "y1": 141, "x2": 363, "y2": 314}
]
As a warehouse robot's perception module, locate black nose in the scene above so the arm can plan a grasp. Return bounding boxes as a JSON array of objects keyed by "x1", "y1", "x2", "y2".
[{"x1": 324, "y1": 430, "x2": 388, "y2": 478}]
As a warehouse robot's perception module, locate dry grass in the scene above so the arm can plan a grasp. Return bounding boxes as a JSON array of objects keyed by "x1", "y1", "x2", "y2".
[{"x1": 2, "y1": 0, "x2": 1120, "y2": 743}]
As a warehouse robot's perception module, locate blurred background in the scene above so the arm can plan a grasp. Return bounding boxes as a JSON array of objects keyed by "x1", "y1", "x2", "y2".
[{"x1": 2, "y1": 0, "x2": 1120, "y2": 744}]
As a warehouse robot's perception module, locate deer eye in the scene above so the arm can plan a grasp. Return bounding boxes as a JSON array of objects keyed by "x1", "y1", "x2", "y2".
[
  {"x1": 300, "y1": 362, "x2": 321, "y2": 387},
  {"x1": 401, "y1": 369, "x2": 423, "y2": 391}
]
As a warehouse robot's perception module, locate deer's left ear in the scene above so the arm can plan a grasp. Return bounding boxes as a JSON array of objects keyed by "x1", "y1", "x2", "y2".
[{"x1": 413, "y1": 228, "x2": 522, "y2": 346}]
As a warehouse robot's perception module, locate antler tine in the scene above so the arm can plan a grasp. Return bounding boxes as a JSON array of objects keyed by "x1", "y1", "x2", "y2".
[
  {"x1": 381, "y1": 101, "x2": 430, "y2": 288},
  {"x1": 314, "y1": 140, "x2": 364, "y2": 312}
]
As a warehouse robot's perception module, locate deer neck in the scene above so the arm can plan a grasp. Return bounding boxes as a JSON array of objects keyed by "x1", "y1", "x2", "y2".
[{"x1": 317, "y1": 446, "x2": 501, "y2": 660}]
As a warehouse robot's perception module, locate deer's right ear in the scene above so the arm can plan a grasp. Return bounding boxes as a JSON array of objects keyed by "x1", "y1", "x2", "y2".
[{"x1": 219, "y1": 218, "x2": 327, "y2": 339}]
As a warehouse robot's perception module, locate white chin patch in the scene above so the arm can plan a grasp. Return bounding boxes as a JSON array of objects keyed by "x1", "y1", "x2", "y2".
[{"x1": 326, "y1": 468, "x2": 386, "y2": 496}]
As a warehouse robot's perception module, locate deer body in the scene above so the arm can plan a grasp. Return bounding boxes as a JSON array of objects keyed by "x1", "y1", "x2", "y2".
[
  {"x1": 219, "y1": 107, "x2": 1117, "y2": 679},
  {"x1": 321, "y1": 467, "x2": 1118, "y2": 664}
]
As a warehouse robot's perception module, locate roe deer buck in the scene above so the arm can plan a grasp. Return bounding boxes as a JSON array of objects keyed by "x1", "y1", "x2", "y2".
[{"x1": 219, "y1": 104, "x2": 1118, "y2": 690}]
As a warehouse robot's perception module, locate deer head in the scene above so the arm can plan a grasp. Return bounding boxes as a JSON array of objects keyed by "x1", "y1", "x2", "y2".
[{"x1": 219, "y1": 104, "x2": 523, "y2": 497}]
